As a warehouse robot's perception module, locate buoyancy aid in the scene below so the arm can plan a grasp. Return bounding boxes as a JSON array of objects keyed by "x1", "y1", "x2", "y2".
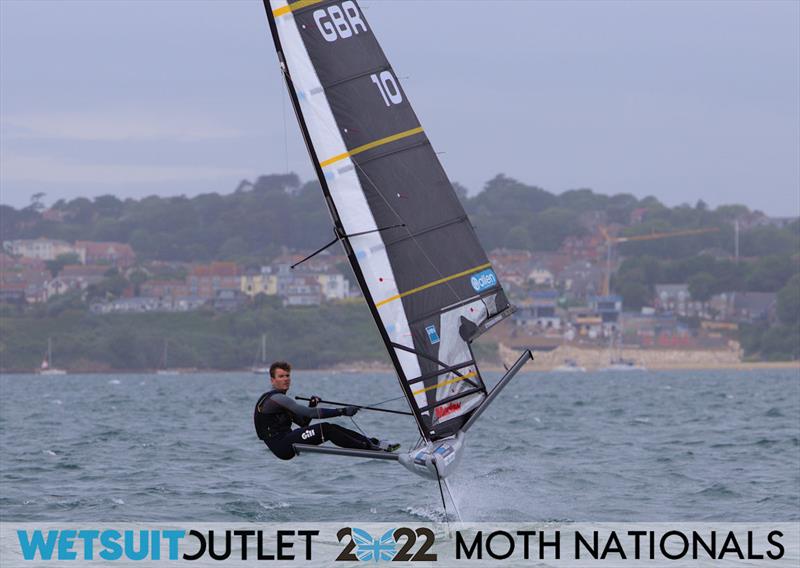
[{"x1": 253, "y1": 390, "x2": 293, "y2": 440}]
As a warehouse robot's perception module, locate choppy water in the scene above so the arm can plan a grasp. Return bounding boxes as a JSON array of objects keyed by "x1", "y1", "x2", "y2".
[{"x1": 1, "y1": 369, "x2": 798, "y2": 522}]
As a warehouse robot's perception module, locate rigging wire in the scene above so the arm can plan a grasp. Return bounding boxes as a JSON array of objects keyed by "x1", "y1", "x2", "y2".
[
  {"x1": 367, "y1": 394, "x2": 407, "y2": 408},
  {"x1": 281, "y1": 73, "x2": 289, "y2": 175},
  {"x1": 348, "y1": 416, "x2": 372, "y2": 440}
]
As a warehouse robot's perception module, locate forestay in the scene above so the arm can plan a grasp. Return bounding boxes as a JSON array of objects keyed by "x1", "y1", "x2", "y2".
[{"x1": 264, "y1": 0, "x2": 515, "y2": 441}]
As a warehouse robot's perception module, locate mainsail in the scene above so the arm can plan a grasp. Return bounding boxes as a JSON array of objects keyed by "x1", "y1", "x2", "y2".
[{"x1": 263, "y1": 0, "x2": 515, "y2": 441}]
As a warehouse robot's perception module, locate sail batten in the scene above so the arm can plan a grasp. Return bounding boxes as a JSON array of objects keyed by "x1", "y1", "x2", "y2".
[{"x1": 264, "y1": 0, "x2": 515, "y2": 440}]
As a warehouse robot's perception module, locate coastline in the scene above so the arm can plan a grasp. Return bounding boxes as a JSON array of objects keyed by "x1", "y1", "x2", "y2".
[{"x1": 2, "y1": 358, "x2": 798, "y2": 376}]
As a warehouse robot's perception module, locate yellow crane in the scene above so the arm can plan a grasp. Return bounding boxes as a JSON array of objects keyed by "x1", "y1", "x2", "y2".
[{"x1": 598, "y1": 226, "x2": 721, "y2": 296}]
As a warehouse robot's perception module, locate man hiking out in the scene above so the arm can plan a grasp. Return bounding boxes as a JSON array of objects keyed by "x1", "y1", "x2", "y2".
[{"x1": 254, "y1": 361, "x2": 399, "y2": 460}]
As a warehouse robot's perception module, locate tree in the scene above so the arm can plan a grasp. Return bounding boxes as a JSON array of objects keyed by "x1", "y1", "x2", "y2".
[
  {"x1": 45, "y1": 253, "x2": 81, "y2": 277},
  {"x1": 28, "y1": 192, "x2": 46, "y2": 212},
  {"x1": 777, "y1": 274, "x2": 800, "y2": 327},
  {"x1": 688, "y1": 272, "x2": 716, "y2": 303}
]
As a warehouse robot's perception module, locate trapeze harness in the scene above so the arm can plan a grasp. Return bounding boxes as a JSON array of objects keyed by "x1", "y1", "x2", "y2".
[{"x1": 254, "y1": 390, "x2": 375, "y2": 460}]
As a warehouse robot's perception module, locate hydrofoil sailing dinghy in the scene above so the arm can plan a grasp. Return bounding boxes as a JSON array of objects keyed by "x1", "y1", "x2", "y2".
[{"x1": 261, "y1": 0, "x2": 532, "y2": 484}]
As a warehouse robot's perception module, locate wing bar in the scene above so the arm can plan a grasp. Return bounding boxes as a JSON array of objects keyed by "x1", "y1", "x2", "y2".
[
  {"x1": 293, "y1": 444, "x2": 400, "y2": 461},
  {"x1": 460, "y1": 349, "x2": 533, "y2": 434}
]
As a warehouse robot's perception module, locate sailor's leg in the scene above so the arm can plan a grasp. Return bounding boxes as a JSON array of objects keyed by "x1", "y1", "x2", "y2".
[
  {"x1": 318, "y1": 423, "x2": 374, "y2": 450},
  {"x1": 268, "y1": 425, "x2": 325, "y2": 459}
]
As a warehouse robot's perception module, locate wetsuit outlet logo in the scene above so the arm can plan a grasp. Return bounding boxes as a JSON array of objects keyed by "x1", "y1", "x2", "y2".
[{"x1": 16, "y1": 529, "x2": 318, "y2": 562}]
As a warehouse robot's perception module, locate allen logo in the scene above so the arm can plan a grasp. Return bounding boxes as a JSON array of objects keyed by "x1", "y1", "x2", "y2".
[{"x1": 470, "y1": 269, "x2": 497, "y2": 292}]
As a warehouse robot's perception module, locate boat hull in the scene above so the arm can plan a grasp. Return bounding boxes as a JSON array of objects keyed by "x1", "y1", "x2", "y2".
[{"x1": 398, "y1": 433, "x2": 465, "y2": 480}]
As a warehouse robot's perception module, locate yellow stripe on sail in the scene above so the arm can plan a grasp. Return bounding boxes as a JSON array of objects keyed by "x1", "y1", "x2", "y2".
[
  {"x1": 412, "y1": 371, "x2": 477, "y2": 396},
  {"x1": 319, "y1": 126, "x2": 424, "y2": 168},
  {"x1": 375, "y1": 262, "x2": 492, "y2": 308},
  {"x1": 272, "y1": 0, "x2": 325, "y2": 17}
]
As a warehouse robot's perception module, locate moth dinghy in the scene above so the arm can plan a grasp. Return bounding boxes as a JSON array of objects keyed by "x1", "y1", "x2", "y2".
[{"x1": 261, "y1": 0, "x2": 532, "y2": 492}]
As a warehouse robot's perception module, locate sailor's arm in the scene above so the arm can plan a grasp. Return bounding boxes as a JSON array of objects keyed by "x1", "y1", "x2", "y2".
[{"x1": 269, "y1": 393, "x2": 349, "y2": 421}]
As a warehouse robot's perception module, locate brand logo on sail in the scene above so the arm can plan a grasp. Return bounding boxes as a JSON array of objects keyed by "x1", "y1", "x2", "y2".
[
  {"x1": 425, "y1": 325, "x2": 440, "y2": 344},
  {"x1": 470, "y1": 269, "x2": 497, "y2": 292},
  {"x1": 435, "y1": 402, "x2": 461, "y2": 419}
]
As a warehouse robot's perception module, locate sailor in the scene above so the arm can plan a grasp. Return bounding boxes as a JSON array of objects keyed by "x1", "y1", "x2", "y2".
[{"x1": 254, "y1": 361, "x2": 399, "y2": 460}]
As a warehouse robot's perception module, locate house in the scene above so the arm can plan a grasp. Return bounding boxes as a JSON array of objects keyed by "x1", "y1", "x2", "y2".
[
  {"x1": 558, "y1": 261, "x2": 604, "y2": 301},
  {"x1": 0, "y1": 282, "x2": 26, "y2": 303},
  {"x1": 213, "y1": 289, "x2": 250, "y2": 312},
  {"x1": 654, "y1": 284, "x2": 703, "y2": 317},
  {"x1": 709, "y1": 292, "x2": 777, "y2": 323},
  {"x1": 241, "y1": 267, "x2": 278, "y2": 297},
  {"x1": 317, "y1": 272, "x2": 350, "y2": 300},
  {"x1": 516, "y1": 290, "x2": 561, "y2": 330},
  {"x1": 568, "y1": 308, "x2": 603, "y2": 339},
  {"x1": 589, "y1": 295, "x2": 622, "y2": 333},
  {"x1": 528, "y1": 263, "x2": 555, "y2": 287},
  {"x1": 46, "y1": 265, "x2": 108, "y2": 298},
  {"x1": 0, "y1": 254, "x2": 49, "y2": 303},
  {"x1": 91, "y1": 298, "x2": 160, "y2": 314},
  {"x1": 140, "y1": 280, "x2": 190, "y2": 301},
  {"x1": 629, "y1": 208, "x2": 649, "y2": 225},
  {"x1": 188, "y1": 262, "x2": 241, "y2": 299},
  {"x1": 41, "y1": 209, "x2": 66, "y2": 223},
  {"x1": 75, "y1": 241, "x2": 136, "y2": 268},
  {"x1": 283, "y1": 276, "x2": 323, "y2": 306},
  {"x1": 3, "y1": 238, "x2": 76, "y2": 261},
  {"x1": 270, "y1": 254, "x2": 350, "y2": 302},
  {"x1": 558, "y1": 234, "x2": 605, "y2": 262}
]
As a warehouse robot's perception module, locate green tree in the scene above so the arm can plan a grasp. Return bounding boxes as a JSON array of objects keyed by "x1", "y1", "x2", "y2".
[
  {"x1": 777, "y1": 274, "x2": 800, "y2": 327},
  {"x1": 45, "y1": 253, "x2": 81, "y2": 277},
  {"x1": 688, "y1": 272, "x2": 716, "y2": 303}
]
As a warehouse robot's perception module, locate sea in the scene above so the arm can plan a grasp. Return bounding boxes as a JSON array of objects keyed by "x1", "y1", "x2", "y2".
[{"x1": 1, "y1": 369, "x2": 798, "y2": 523}]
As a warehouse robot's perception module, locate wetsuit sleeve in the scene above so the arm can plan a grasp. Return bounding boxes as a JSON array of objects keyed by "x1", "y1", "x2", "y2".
[{"x1": 269, "y1": 393, "x2": 342, "y2": 420}]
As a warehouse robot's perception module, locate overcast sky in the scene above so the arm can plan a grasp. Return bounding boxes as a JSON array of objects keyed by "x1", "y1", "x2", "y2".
[{"x1": 1, "y1": 0, "x2": 798, "y2": 216}]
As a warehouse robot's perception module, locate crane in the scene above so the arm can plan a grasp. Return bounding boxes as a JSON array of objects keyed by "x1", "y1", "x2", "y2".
[{"x1": 598, "y1": 226, "x2": 721, "y2": 296}]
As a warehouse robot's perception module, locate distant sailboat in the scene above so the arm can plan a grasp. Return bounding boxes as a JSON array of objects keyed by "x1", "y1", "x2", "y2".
[
  {"x1": 553, "y1": 358, "x2": 586, "y2": 372},
  {"x1": 252, "y1": 333, "x2": 270, "y2": 374},
  {"x1": 599, "y1": 333, "x2": 646, "y2": 371},
  {"x1": 38, "y1": 337, "x2": 67, "y2": 375},
  {"x1": 156, "y1": 339, "x2": 181, "y2": 375}
]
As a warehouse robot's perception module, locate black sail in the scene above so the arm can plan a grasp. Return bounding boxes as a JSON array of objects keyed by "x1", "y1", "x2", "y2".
[{"x1": 263, "y1": 0, "x2": 514, "y2": 440}]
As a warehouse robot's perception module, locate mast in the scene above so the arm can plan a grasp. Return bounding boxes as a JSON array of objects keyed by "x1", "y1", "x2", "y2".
[{"x1": 261, "y1": 1, "x2": 427, "y2": 438}]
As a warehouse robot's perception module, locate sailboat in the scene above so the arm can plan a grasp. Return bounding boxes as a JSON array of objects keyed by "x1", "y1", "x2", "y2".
[
  {"x1": 553, "y1": 358, "x2": 587, "y2": 372},
  {"x1": 252, "y1": 333, "x2": 270, "y2": 374},
  {"x1": 156, "y1": 339, "x2": 181, "y2": 375},
  {"x1": 599, "y1": 332, "x2": 646, "y2": 371},
  {"x1": 261, "y1": 0, "x2": 532, "y2": 486},
  {"x1": 38, "y1": 337, "x2": 67, "y2": 375}
]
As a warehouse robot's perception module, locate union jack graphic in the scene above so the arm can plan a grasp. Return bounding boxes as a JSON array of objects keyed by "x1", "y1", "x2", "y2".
[{"x1": 352, "y1": 527, "x2": 397, "y2": 562}]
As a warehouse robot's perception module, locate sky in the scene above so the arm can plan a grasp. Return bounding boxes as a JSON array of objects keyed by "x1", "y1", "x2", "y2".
[{"x1": 1, "y1": 0, "x2": 798, "y2": 216}]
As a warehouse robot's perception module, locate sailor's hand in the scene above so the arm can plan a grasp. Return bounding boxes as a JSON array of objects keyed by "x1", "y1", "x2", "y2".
[
  {"x1": 308, "y1": 395, "x2": 321, "y2": 407},
  {"x1": 341, "y1": 406, "x2": 359, "y2": 417}
]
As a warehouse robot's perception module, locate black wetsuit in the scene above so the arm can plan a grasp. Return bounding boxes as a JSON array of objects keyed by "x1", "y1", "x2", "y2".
[{"x1": 254, "y1": 390, "x2": 375, "y2": 460}]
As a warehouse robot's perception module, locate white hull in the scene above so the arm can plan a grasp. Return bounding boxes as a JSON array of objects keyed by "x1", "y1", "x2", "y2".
[
  {"x1": 398, "y1": 433, "x2": 465, "y2": 480},
  {"x1": 599, "y1": 364, "x2": 647, "y2": 372},
  {"x1": 553, "y1": 365, "x2": 586, "y2": 372},
  {"x1": 38, "y1": 369, "x2": 67, "y2": 375}
]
